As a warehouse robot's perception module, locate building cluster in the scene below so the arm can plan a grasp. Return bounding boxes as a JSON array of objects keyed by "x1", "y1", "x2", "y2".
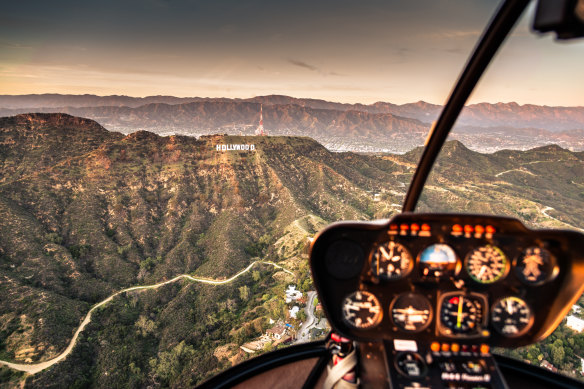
[
  {"x1": 240, "y1": 285, "x2": 305, "y2": 354},
  {"x1": 240, "y1": 321, "x2": 294, "y2": 353}
]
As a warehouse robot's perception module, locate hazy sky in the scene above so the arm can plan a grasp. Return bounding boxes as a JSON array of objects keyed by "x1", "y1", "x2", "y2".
[{"x1": 1, "y1": 0, "x2": 583, "y2": 105}]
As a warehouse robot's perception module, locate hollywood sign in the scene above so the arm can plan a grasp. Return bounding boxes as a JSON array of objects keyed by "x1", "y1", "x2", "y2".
[{"x1": 215, "y1": 144, "x2": 256, "y2": 152}]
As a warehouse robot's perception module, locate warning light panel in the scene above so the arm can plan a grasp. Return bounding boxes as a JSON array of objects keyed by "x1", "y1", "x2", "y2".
[
  {"x1": 388, "y1": 223, "x2": 431, "y2": 237},
  {"x1": 419, "y1": 224, "x2": 431, "y2": 237},
  {"x1": 451, "y1": 224, "x2": 463, "y2": 237}
]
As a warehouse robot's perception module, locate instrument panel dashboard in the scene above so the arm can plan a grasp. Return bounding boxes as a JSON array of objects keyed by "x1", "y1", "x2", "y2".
[{"x1": 309, "y1": 213, "x2": 584, "y2": 348}]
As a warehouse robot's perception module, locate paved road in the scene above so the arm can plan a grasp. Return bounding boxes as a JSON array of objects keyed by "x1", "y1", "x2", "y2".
[
  {"x1": 0, "y1": 260, "x2": 295, "y2": 374},
  {"x1": 295, "y1": 291, "x2": 317, "y2": 344}
]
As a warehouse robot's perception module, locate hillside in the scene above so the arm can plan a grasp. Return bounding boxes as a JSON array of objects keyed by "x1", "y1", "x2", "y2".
[
  {"x1": 1, "y1": 113, "x2": 583, "y2": 386},
  {"x1": 0, "y1": 113, "x2": 410, "y2": 387}
]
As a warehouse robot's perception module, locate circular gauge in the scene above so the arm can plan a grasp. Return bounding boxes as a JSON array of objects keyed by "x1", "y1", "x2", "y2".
[
  {"x1": 439, "y1": 293, "x2": 484, "y2": 336},
  {"x1": 390, "y1": 293, "x2": 433, "y2": 332},
  {"x1": 418, "y1": 243, "x2": 459, "y2": 278},
  {"x1": 395, "y1": 352, "x2": 427, "y2": 379},
  {"x1": 342, "y1": 291, "x2": 382, "y2": 329},
  {"x1": 491, "y1": 297, "x2": 533, "y2": 337},
  {"x1": 515, "y1": 246, "x2": 556, "y2": 285},
  {"x1": 465, "y1": 245, "x2": 508, "y2": 284},
  {"x1": 372, "y1": 241, "x2": 413, "y2": 280}
]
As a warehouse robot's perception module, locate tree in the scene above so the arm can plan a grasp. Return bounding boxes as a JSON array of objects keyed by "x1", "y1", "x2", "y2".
[
  {"x1": 297, "y1": 310, "x2": 307, "y2": 323},
  {"x1": 239, "y1": 285, "x2": 250, "y2": 301}
]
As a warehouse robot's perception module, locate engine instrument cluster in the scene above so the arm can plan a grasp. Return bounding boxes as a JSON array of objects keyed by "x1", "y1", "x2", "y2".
[{"x1": 310, "y1": 213, "x2": 584, "y2": 348}]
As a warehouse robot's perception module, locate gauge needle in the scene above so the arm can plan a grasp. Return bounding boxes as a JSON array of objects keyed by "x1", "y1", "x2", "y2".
[
  {"x1": 478, "y1": 266, "x2": 487, "y2": 280},
  {"x1": 506, "y1": 298, "x2": 514, "y2": 315},
  {"x1": 457, "y1": 297, "x2": 463, "y2": 328},
  {"x1": 380, "y1": 246, "x2": 391, "y2": 259}
]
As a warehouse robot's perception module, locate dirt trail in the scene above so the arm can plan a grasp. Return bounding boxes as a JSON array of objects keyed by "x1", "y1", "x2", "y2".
[{"x1": 0, "y1": 261, "x2": 295, "y2": 375}]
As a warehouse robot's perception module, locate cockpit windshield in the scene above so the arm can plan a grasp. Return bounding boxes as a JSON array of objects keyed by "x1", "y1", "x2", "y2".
[{"x1": 0, "y1": 1, "x2": 583, "y2": 387}]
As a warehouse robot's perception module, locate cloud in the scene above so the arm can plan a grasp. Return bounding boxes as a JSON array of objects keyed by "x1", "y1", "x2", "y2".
[
  {"x1": 0, "y1": 41, "x2": 34, "y2": 49},
  {"x1": 287, "y1": 58, "x2": 343, "y2": 76},
  {"x1": 288, "y1": 59, "x2": 318, "y2": 72}
]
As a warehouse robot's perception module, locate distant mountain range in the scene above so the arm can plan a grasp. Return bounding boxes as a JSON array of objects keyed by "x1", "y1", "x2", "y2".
[
  {"x1": 1, "y1": 113, "x2": 583, "y2": 387},
  {"x1": 1, "y1": 94, "x2": 584, "y2": 152}
]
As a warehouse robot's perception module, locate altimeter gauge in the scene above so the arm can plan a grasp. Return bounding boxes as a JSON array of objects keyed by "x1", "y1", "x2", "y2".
[
  {"x1": 491, "y1": 297, "x2": 533, "y2": 337},
  {"x1": 342, "y1": 291, "x2": 382, "y2": 329},
  {"x1": 372, "y1": 241, "x2": 413, "y2": 280},
  {"x1": 514, "y1": 246, "x2": 556, "y2": 285},
  {"x1": 390, "y1": 293, "x2": 432, "y2": 332},
  {"x1": 465, "y1": 245, "x2": 508, "y2": 284}
]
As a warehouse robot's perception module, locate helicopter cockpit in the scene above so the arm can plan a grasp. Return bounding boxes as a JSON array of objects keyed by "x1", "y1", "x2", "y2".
[{"x1": 199, "y1": 1, "x2": 584, "y2": 388}]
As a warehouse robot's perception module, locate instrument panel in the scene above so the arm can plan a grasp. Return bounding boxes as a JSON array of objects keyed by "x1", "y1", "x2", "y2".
[{"x1": 310, "y1": 213, "x2": 584, "y2": 348}]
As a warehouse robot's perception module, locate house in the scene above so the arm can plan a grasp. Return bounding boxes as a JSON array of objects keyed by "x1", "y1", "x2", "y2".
[
  {"x1": 266, "y1": 325, "x2": 287, "y2": 340},
  {"x1": 285, "y1": 285, "x2": 303, "y2": 303},
  {"x1": 566, "y1": 315, "x2": 584, "y2": 333},
  {"x1": 289, "y1": 305, "x2": 300, "y2": 319},
  {"x1": 540, "y1": 360, "x2": 558, "y2": 373}
]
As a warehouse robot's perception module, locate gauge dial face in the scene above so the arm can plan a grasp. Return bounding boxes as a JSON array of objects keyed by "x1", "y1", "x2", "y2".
[
  {"x1": 418, "y1": 243, "x2": 458, "y2": 278},
  {"x1": 395, "y1": 352, "x2": 427, "y2": 378},
  {"x1": 465, "y1": 245, "x2": 508, "y2": 284},
  {"x1": 491, "y1": 297, "x2": 533, "y2": 337},
  {"x1": 515, "y1": 246, "x2": 555, "y2": 285},
  {"x1": 342, "y1": 291, "x2": 382, "y2": 329},
  {"x1": 372, "y1": 241, "x2": 413, "y2": 280},
  {"x1": 439, "y1": 293, "x2": 484, "y2": 336},
  {"x1": 390, "y1": 293, "x2": 432, "y2": 332}
]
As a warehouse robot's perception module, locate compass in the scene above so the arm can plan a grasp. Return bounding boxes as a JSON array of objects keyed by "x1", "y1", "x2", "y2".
[{"x1": 342, "y1": 291, "x2": 382, "y2": 329}]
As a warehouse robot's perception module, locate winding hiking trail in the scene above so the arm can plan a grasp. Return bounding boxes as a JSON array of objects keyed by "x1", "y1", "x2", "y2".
[{"x1": 0, "y1": 260, "x2": 295, "y2": 375}]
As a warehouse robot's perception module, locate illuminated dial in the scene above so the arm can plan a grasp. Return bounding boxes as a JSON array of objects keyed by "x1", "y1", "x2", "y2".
[
  {"x1": 439, "y1": 293, "x2": 485, "y2": 336},
  {"x1": 491, "y1": 297, "x2": 533, "y2": 337},
  {"x1": 418, "y1": 243, "x2": 458, "y2": 278},
  {"x1": 515, "y1": 246, "x2": 555, "y2": 285},
  {"x1": 372, "y1": 241, "x2": 413, "y2": 280},
  {"x1": 465, "y1": 245, "x2": 508, "y2": 284},
  {"x1": 342, "y1": 291, "x2": 382, "y2": 329},
  {"x1": 390, "y1": 293, "x2": 432, "y2": 332}
]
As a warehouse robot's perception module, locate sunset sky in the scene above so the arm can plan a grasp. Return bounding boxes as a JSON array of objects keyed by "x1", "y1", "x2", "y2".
[{"x1": 1, "y1": 0, "x2": 584, "y2": 105}]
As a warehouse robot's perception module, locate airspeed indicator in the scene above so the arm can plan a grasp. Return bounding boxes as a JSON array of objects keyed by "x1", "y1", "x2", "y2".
[{"x1": 372, "y1": 241, "x2": 413, "y2": 280}]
